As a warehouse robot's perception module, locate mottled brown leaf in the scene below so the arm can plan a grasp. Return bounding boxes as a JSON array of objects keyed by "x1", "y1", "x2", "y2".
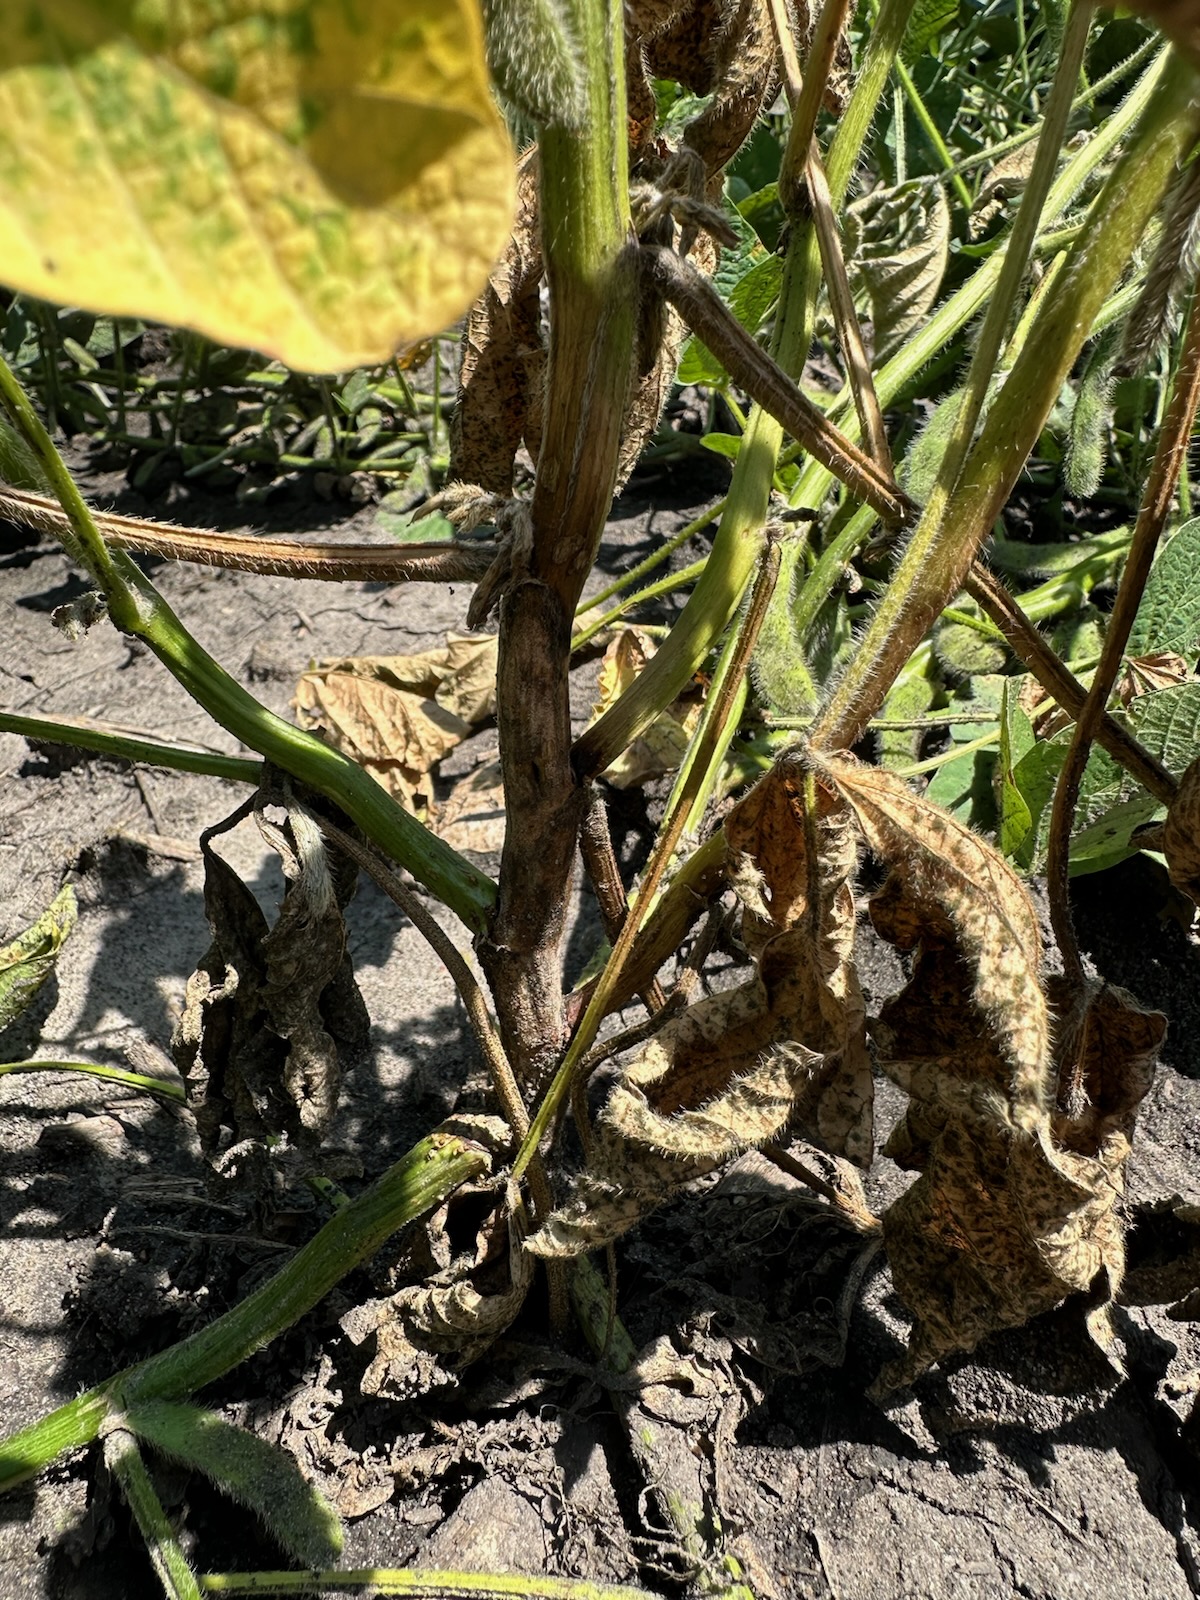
[
  {"x1": 873, "y1": 965, "x2": 1161, "y2": 1391},
  {"x1": 528, "y1": 770, "x2": 870, "y2": 1257},
  {"x1": 450, "y1": 153, "x2": 543, "y2": 495},
  {"x1": 811, "y1": 750, "x2": 1048, "y2": 1129}
]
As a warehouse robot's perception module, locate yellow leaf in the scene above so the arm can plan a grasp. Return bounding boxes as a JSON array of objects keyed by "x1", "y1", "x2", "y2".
[{"x1": 0, "y1": 3, "x2": 516, "y2": 372}]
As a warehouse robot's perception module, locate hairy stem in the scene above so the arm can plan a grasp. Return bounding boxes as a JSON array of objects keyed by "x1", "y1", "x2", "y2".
[
  {"x1": 814, "y1": 51, "x2": 1200, "y2": 751},
  {"x1": 1047, "y1": 283, "x2": 1200, "y2": 992},
  {"x1": 0, "y1": 361, "x2": 496, "y2": 932}
]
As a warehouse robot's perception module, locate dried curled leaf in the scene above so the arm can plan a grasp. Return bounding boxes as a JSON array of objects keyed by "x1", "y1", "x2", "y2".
[
  {"x1": 361, "y1": 1172, "x2": 532, "y2": 1400},
  {"x1": 1164, "y1": 753, "x2": 1200, "y2": 904},
  {"x1": 818, "y1": 766, "x2": 1161, "y2": 1389},
  {"x1": 810, "y1": 750, "x2": 1048, "y2": 1128},
  {"x1": 806, "y1": 753, "x2": 1163, "y2": 1389},
  {"x1": 450, "y1": 153, "x2": 543, "y2": 495},
  {"x1": 294, "y1": 635, "x2": 497, "y2": 809},
  {"x1": 172, "y1": 790, "x2": 369, "y2": 1168},
  {"x1": 879, "y1": 977, "x2": 1161, "y2": 1392},
  {"x1": 528, "y1": 769, "x2": 871, "y2": 1258}
]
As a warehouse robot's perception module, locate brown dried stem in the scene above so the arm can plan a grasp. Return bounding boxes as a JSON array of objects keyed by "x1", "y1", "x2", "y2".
[
  {"x1": 0, "y1": 484, "x2": 494, "y2": 584},
  {"x1": 478, "y1": 0, "x2": 640, "y2": 1088},
  {"x1": 964, "y1": 563, "x2": 1179, "y2": 806},
  {"x1": 767, "y1": 0, "x2": 892, "y2": 470},
  {"x1": 513, "y1": 538, "x2": 784, "y2": 1180},
  {"x1": 1046, "y1": 283, "x2": 1200, "y2": 995},
  {"x1": 640, "y1": 247, "x2": 913, "y2": 526},
  {"x1": 580, "y1": 786, "x2": 667, "y2": 1013}
]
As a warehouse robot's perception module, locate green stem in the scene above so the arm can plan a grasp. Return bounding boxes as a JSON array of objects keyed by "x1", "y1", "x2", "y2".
[
  {"x1": 0, "y1": 357, "x2": 496, "y2": 933},
  {"x1": 0, "y1": 1059, "x2": 185, "y2": 1100},
  {"x1": 0, "y1": 711, "x2": 261, "y2": 784},
  {"x1": 814, "y1": 50, "x2": 1199, "y2": 749},
  {"x1": 572, "y1": 0, "x2": 915, "y2": 781},
  {"x1": 105, "y1": 1428, "x2": 204, "y2": 1600},
  {"x1": 0, "y1": 1134, "x2": 488, "y2": 1491}
]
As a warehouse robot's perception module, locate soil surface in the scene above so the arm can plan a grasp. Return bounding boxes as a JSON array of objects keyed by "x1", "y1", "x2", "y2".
[{"x1": 2, "y1": 458, "x2": 1200, "y2": 1600}]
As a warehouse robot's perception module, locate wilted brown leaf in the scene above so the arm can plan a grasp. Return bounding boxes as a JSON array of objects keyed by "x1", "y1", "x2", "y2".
[
  {"x1": 450, "y1": 152, "x2": 543, "y2": 494},
  {"x1": 811, "y1": 750, "x2": 1048, "y2": 1128},
  {"x1": 436, "y1": 759, "x2": 506, "y2": 853},
  {"x1": 173, "y1": 789, "x2": 369, "y2": 1170},
  {"x1": 360, "y1": 1161, "x2": 531, "y2": 1399},
  {"x1": 528, "y1": 768, "x2": 871, "y2": 1258},
  {"x1": 294, "y1": 636, "x2": 497, "y2": 808},
  {"x1": 1164, "y1": 753, "x2": 1200, "y2": 903},
  {"x1": 877, "y1": 973, "x2": 1161, "y2": 1391},
  {"x1": 812, "y1": 749, "x2": 1162, "y2": 1389}
]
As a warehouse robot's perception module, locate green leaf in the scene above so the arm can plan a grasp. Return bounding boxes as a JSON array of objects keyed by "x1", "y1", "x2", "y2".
[
  {"x1": 0, "y1": 414, "x2": 49, "y2": 490},
  {"x1": 698, "y1": 432, "x2": 742, "y2": 461},
  {"x1": 0, "y1": 4, "x2": 516, "y2": 372},
  {"x1": 1128, "y1": 516, "x2": 1200, "y2": 657},
  {"x1": 844, "y1": 179, "x2": 951, "y2": 364},
  {"x1": 878, "y1": 655, "x2": 940, "y2": 770},
  {"x1": 924, "y1": 674, "x2": 1003, "y2": 830},
  {"x1": 0, "y1": 884, "x2": 76, "y2": 1032},
  {"x1": 925, "y1": 739, "x2": 997, "y2": 829},
  {"x1": 122, "y1": 1400, "x2": 342, "y2": 1569},
  {"x1": 901, "y1": 0, "x2": 960, "y2": 61},
  {"x1": 1016, "y1": 682, "x2": 1200, "y2": 871}
]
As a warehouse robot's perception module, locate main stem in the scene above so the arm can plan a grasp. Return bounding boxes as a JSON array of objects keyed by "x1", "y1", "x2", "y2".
[{"x1": 478, "y1": 0, "x2": 638, "y2": 1082}]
